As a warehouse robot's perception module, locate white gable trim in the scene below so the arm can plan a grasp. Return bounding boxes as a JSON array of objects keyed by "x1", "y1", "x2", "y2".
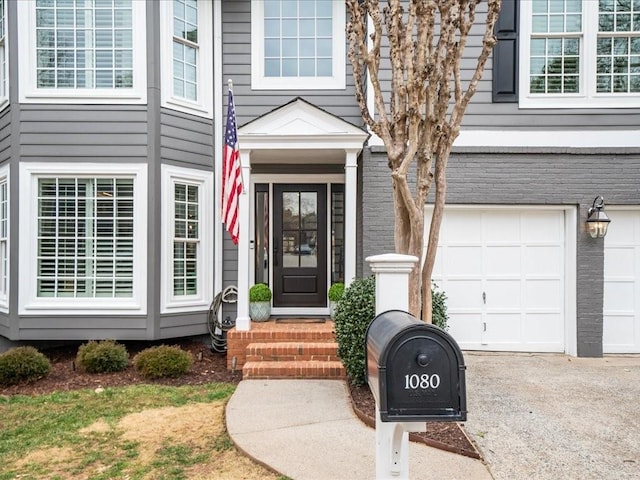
[{"x1": 238, "y1": 99, "x2": 369, "y2": 150}]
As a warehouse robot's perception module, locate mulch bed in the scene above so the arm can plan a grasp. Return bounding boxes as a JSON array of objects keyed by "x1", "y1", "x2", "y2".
[{"x1": 0, "y1": 337, "x2": 480, "y2": 459}]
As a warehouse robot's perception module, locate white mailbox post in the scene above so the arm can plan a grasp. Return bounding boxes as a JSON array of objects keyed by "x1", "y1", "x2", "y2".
[{"x1": 366, "y1": 254, "x2": 422, "y2": 480}]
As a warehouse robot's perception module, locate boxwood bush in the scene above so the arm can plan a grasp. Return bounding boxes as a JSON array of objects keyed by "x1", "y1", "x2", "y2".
[
  {"x1": 333, "y1": 276, "x2": 376, "y2": 386},
  {"x1": 432, "y1": 283, "x2": 450, "y2": 331},
  {"x1": 0, "y1": 346, "x2": 52, "y2": 386},
  {"x1": 133, "y1": 345, "x2": 193, "y2": 379},
  {"x1": 76, "y1": 340, "x2": 129, "y2": 373},
  {"x1": 333, "y1": 277, "x2": 450, "y2": 386}
]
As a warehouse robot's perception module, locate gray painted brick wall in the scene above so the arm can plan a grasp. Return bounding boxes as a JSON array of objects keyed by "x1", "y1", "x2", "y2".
[{"x1": 361, "y1": 147, "x2": 640, "y2": 357}]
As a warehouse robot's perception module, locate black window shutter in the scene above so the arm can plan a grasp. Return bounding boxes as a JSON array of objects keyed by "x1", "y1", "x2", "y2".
[{"x1": 492, "y1": 1, "x2": 519, "y2": 103}]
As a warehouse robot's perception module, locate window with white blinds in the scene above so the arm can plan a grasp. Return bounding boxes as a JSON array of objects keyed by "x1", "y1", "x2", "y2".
[
  {"x1": 36, "y1": 177, "x2": 134, "y2": 298},
  {"x1": 19, "y1": 163, "x2": 147, "y2": 315}
]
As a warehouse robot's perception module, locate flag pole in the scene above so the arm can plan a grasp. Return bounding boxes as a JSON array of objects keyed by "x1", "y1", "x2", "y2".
[{"x1": 227, "y1": 79, "x2": 246, "y2": 194}]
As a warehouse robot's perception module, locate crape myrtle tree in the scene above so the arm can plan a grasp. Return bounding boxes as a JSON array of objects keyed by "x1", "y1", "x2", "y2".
[{"x1": 346, "y1": 0, "x2": 501, "y2": 322}]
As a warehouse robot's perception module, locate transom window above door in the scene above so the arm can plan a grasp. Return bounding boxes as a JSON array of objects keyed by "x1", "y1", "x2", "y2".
[{"x1": 251, "y1": 0, "x2": 346, "y2": 90}]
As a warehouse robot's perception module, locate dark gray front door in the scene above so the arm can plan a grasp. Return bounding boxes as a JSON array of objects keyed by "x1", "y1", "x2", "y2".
[{"x1": 273, "y1": 184, "x2": 327, "y2": 307}]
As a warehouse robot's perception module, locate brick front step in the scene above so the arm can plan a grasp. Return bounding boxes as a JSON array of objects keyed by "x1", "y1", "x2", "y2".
[
  {"x1": 245, "y1": 341, "x2": 340, "y2": 362},
  {"x1": 226, "y1": 320, "x2": 339, "y2": 372},
  {"x1": 242, "y1": 360, "x2": 346, "y2": 379}
]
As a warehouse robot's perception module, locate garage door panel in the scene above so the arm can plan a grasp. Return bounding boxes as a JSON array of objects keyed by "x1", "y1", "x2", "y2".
[
  {"x1": 523, "y1": 313, "x2": 564, "y2": 345},
  {"x1": 485, "y1": 246, "x2": 521, "y2": 276},
  {"x1": 483, "y1": 313, "x2": 522, "y2": 344},
  {"x1": 604, "y1": 248, "x2": 635, "y2": 277},
  {"x1": 606, "y1": 211, "x2": 639, "y2": 244},
  {"x1": 485, "y1": 279, "x2": 521, "y2": 308},
  {"x1": 525, "y1": 279, "x2": 562, "y2": 309},
  {"x1": 444, "y1": 279, "x2": 484, "y2": 310},
  {"x1": 484, "y1": 213, "x2": 521, "y2": 242},
  {"x1": 447, "y1": 313, "x2": 481, "y2": 348},
  {"x1": 525, "y1": 245, "x2": 563, "y2": 276},
  {"x1": 523, "y1": 212, "x2": 564, "y2": 242},
  {"x1": 442, "y1": 212, "x2": 482, "y2": 242},
  {"x1": 604, "y1": 281, "x2": 635, "y2": 311},
  {"x1": 603, "y1": 315, "x2": 636, "y2": 349},
  {"x1": 444, "y1": 246, "x2": 482, "y2": 276},
  {"x1": 604, "y1": 209, "x2": 640, "y2": 353}
]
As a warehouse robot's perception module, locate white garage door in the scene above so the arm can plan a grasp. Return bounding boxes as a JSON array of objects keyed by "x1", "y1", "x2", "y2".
[
  {"x1": 604, "y1": 209, "x2": 640, "y2": 353},
  {"x1": 430, "y1": 208, "x2": 566, "y2": 352}
]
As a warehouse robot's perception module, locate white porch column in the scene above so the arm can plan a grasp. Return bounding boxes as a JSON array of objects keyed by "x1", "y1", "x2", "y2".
[
  {"x1": 344, "y1": 149, "x2": 358, "y2": 286},
  {"x1": 236, "y1": 149, "x2": 252, "y2": 331}
]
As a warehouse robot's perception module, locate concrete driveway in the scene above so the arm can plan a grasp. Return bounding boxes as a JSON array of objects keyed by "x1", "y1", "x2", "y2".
[{"x1": 463, "y1": 353, "x2": 640, "y2": 480}]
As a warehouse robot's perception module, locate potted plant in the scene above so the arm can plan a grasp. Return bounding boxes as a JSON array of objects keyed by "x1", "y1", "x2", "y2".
[
  {"x1": 327, "y1": 282, "x2": 345, "y2": 320},
  {"x1": 249, "y1": 283, "x2": 272, "y2": 322}
]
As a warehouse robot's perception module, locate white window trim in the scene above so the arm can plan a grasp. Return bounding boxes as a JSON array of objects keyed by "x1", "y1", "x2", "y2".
[
  {"x1": 519, "y1": 0, "x2": 640, "y2": 109},
  {"x1": 18, "y1": 163, "x2": 148, "y2": 315},
  {"x1": 160, "y1": 0, "x2": 213, "y2": 117},
  {"x1": 17, "y1": 0, "x2": 147, "y2": 104},
  {"x1": 250, "y1": 0, "x2": 346, "y2": 90},
  {"x1": 0, "y1": 163, "x2": 9, "y2": 313},
  {"x1": 161, "y1": 164, "x2": 213, "y2": 313}
]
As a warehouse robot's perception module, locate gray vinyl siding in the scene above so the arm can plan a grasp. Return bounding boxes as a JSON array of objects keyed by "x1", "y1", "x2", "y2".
[
  {"x1": 361, "y1": 146, "x2": 640, "y2": 357},
  {"x1": 18, "y1": 105, "x2": 149, "y2": 161},
  {"x1": 373, "y1": 2, "x2": 640, "y2": 129},
  {"x1": 160, "y1": 109, "x2": 214, "y2": 169},
  {"x1": 222, "y1": 0, "x2": 363, "y2": 127}
]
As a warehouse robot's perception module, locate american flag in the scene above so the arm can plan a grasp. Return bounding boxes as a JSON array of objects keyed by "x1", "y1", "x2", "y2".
[{"x1": 222, "y1": 88, "x2": 242, "y2": 245}]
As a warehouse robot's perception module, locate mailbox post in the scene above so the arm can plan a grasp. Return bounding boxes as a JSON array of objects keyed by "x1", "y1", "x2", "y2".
[{"x1": 366, "y1": 254, "x2": 467, "y2": 480}]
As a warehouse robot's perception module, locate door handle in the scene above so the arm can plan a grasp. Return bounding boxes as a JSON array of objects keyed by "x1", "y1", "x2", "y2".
[
  {"x1": 274, "y1": 237, "x2": 278, "y2": 267},
  {"x1": 482, "y1": 292, "x2": 486, "y2": 304}
]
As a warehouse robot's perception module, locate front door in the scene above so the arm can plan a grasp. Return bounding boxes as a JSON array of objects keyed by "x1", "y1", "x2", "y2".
[{"x1": 273, "y1": 184, "x2": 327, "y2": 307}]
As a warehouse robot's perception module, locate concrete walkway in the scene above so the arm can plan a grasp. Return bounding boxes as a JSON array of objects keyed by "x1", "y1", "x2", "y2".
[
  {"x1": 226, "y1": 379, "x2": 492, "y2": 480},
  {"x1": 227, "y1": 354, "x2": 640, "y2": 480}
]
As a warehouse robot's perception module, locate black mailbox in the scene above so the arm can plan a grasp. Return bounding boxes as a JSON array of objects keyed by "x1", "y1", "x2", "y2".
[{"x1": 366, "y1": 309, "x2": 467, "y2": 422}]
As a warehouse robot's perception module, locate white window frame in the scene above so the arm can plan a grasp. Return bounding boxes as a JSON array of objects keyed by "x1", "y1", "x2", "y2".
[
  {"x1": 18, "y1": 163, "x2": 147, "y2": 315},
  {"x1": 160, "y1": 0, "x2": 213, "y2": 117},
  {"x1": 161, "y1": 164, "x2": 213, "y2": 313},
  {"x1": 519, "y1": 0, "x2": 640, "y2": 109},
  {"x1": 0, "y1": 164, "x2": 9, "y2": 312},
  {"x1": 17, "y1": 0, "x2": 147, "y2": 104},
  {"x1": 0, "y1": 0, "x2": 8, "y2": 111},
  {"x1": 250, "y1": 0, "x2": 346, "y2": 90}
]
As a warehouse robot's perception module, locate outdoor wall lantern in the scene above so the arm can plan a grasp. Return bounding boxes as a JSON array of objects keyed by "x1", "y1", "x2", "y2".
[{"x1": 586, "y1": 196, "x2": 611, "y2": 238}]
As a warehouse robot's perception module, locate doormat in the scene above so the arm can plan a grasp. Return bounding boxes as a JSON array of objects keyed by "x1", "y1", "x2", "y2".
[{"x1": 275, "y1": 317, "x2": 327, "y2": 324}]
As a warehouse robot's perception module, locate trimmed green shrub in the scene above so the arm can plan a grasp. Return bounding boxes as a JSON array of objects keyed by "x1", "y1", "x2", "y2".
[
  {"x1": 432, "y1": 283, "x2": 450, "y2": 331},
  {"x1": 327, "y1": 282, "x2": 345, "y2": 302},
  {"x1": 333, "y1": 277, "x2": 451, "y2": 386},
  {"x1": 333, "y1": 276, "x2": 376, "y2": 386},
  {"x1": 76, "y1": 340, "x2": 129, "y2": 373},
  {"x1": 133, "y1": 345, "x2": 194, "y2": 379},
  {"x1": 0, "y1": 346, "x2": 52, "y2": 386},
  {"x1": 249, "y1": 283, "x2": 272, "y2": 302}
]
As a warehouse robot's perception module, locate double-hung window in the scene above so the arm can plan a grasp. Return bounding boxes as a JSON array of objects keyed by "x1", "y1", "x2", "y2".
[
  {"x1": 161, "y1": 0, "x2": 213, "y2": 117},
  {"x1": 161, "y1": 165, "x2": 212, "y2": 313},
  {"x1": 17, "y1": 0, "x2": 147, "y2": 103},
  {"x1": 0, "y1": 165, "x2": 8, "y2": 312},
  {"x1": 251, "y1": 0, "x2": 346, "y2": 90},
  {"x1": 19, "y1": 163, "x2": 147, "y2": 314},
  {"x1": 520, "y1": 0, "x2": 640, "y2": 108}
]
